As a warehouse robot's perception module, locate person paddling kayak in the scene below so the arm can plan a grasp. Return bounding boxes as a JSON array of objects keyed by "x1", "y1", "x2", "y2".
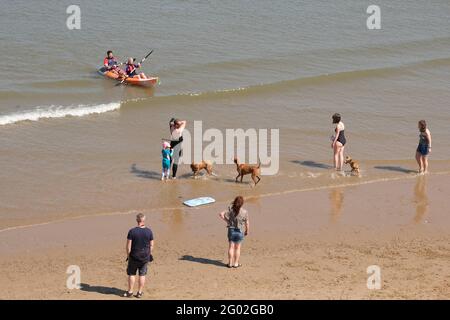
[
  {"x1": 99, "y1": 50, "x2": 157, "y2": 87},
  {"x1": 104, "y1": 50, "x2": 118, "y2": 69},
  {"x1": 125, "y1": 57, "x2": 147, "y2": 80},
  {"x1": 103, "y1": 50, "x2": 126, "y2": 77}
]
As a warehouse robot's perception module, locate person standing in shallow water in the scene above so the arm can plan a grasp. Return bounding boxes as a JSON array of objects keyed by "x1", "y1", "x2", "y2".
[
  {"x1": 161, "y1": 141, "x2": 173, "y2": 181},
  {"x1": 416, "y1": 120, "x2": 432, "y2": 174},
  {"x1": 169, "y1": 118, "x2": 187, "y2": 179},
  {"x1": 331, "y1": 113, "x2": 346, "y2": 171},
  {"x1": 219, "y1": 196, "x2": 250, "y2": 268}
]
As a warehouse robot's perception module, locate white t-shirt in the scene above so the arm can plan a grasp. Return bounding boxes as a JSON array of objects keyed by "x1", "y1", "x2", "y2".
[
  {"x1": 335, "y1": 122, "x2": 345, "y2": 131},
  {"x1": 171, "y1": 127, "x2": 184, "y2": 140},
  {"x1": 331, "y1": 122, "x2": 345, "y2": 141}
]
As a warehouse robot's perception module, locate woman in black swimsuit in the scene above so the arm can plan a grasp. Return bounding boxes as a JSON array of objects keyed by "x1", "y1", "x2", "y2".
[
  {"x1": 169, "y1": 118, "x2": 187, "y2": 179},
  {"x1": 415, "y1": 120, "x2": 432, "y2": 174},
  {"x1": 331, "y1": 113, "x2": 346, "y2": 171}
]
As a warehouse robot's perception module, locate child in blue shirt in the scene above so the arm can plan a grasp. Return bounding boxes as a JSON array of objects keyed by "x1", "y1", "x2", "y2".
[{"x1": 162, "y1": 141, "x2": 173, "y2": 181}]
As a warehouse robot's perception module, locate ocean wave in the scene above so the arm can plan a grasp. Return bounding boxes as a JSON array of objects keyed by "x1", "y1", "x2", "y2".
[
  {"x1": 124, "y1": 55, "x2": 450, "y2": 108},
  {"x1": 0, "y1": 102, "x2": 121, "y2": 125}
]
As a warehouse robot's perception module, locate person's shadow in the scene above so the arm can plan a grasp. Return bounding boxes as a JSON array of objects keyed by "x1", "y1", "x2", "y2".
[
  {"x1": 374, "y1": 166, "x2": 416, "y2": 174},
  {"x1": 130, "y1": 164, "x2": 161, "y2": 180},
  {"x1": 179, "y1": 255, "x2": 228, "y2": 268},
  {"x1": 291, "y1": 160, "x2": 333, "y2": 169},
  {"x1": 80, "y1": 283, "x2": 125, "y2": 297}
]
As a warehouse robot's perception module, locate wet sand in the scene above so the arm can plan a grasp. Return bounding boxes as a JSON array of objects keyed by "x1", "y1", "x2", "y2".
[{"x1": 0, "y1": 173, "x2": 449, "y2": 299}]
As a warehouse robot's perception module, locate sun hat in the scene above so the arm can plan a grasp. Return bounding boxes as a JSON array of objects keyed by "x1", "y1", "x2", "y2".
[{"x1": 163, "y1": 141, "x2": 171, "y2": 149}]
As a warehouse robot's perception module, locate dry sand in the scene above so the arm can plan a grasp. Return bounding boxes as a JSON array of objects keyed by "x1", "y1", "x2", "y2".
[{"x1": 0, "y1": 174, "x2": 449, "y2": 299}]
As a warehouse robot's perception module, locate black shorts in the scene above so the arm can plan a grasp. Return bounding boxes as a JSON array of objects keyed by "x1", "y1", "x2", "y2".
[{"x1": 127, "y1": 257, "x2": 148, "y2": 276}]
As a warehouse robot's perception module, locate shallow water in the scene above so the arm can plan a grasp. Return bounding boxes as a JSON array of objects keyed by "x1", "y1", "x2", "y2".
[{"x1": 0, "y1": 1, "x2": 449, "y2": 228}]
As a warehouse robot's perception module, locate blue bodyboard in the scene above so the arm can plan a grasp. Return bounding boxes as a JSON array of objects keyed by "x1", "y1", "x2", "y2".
[{"x1": 183, "y1": 197, "x2": 216, "y2": 207}]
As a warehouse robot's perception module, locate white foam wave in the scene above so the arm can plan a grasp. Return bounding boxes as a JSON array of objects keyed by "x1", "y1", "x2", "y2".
[{"x1": 0, "y1": 102, "x2": 121, "y2": 125}]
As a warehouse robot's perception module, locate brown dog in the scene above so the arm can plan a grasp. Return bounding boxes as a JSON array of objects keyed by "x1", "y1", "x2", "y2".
[
  {"x1": 345, "y1": 156, "x2": 360, "y2": 175},
  {"x1": 190, "y1": 160, "x2": 213, "y2": 178},
  {"x1": 234, "y1": 157, "x2": 261, "y2": 186}
]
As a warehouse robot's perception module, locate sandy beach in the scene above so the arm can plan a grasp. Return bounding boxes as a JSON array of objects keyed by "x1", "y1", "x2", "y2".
[
  {"x1": 1, "y1": 2, "x2": 450, "y2": 302},
  {"x1": 1, "y1": 173, "x2": 449, "y2": 300}
]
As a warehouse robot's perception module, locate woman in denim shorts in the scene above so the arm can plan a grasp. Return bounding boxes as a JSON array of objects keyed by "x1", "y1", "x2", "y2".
[{"x1": 219, "y1": 196, "x2": 250, "y2": 268}]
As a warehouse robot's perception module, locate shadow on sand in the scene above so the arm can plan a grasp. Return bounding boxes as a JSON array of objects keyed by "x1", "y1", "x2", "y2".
[
  {"x1": 179, "y1": 255, "x2": 228, "y2": 268},
  {"x1": 291, "y1": 160, "x2": 333, "y2": 169},
  {"x1": 131, "y1": 164, "x2": 200, "y2": 180},
  {"x1": 130, "y1": 164, "x2": 161, "y2": 180},
  {"x1": 374, "y1": 166, "x2": 417, "y2": 174},
  {"x1": 80, "y1": 283, "x2": 125, "y2": 297}
]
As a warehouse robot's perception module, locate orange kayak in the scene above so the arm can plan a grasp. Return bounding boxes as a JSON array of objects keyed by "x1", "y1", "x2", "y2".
[{"x1": 98, "y1": 67, "x2": 159, "y2": 87}]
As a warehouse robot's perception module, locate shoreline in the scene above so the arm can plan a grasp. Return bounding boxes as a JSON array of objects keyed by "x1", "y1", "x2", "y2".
[
  {"x1": 2, "y1": 161, "x2": 450, "y2": 232},
  {"x1": 1, "y1": 174, "x2": 449, "y2": 299}
]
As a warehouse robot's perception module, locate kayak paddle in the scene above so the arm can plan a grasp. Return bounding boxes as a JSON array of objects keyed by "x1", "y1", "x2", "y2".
[{"x1": 116, "y1": 50, "x2": 154, "y2": 86}]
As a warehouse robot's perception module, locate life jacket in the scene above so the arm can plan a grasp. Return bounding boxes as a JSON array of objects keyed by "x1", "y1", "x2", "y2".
[
  {"x1": 126, "y1": 63, "x2": 138, "y2": 76},
  {"x1": 104, "y1": 57, "x2": 117, "y2": 67}
]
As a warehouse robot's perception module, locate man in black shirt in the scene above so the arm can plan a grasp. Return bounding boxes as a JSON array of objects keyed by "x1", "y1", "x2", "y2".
[{"x1": 124, "y1": 213, "x2": 154, "y2": 298}]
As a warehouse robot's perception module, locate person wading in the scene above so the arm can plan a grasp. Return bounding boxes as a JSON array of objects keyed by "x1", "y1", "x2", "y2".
[{"x1": 169, "y1": 118, "x2": 187, "y2": 179}]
